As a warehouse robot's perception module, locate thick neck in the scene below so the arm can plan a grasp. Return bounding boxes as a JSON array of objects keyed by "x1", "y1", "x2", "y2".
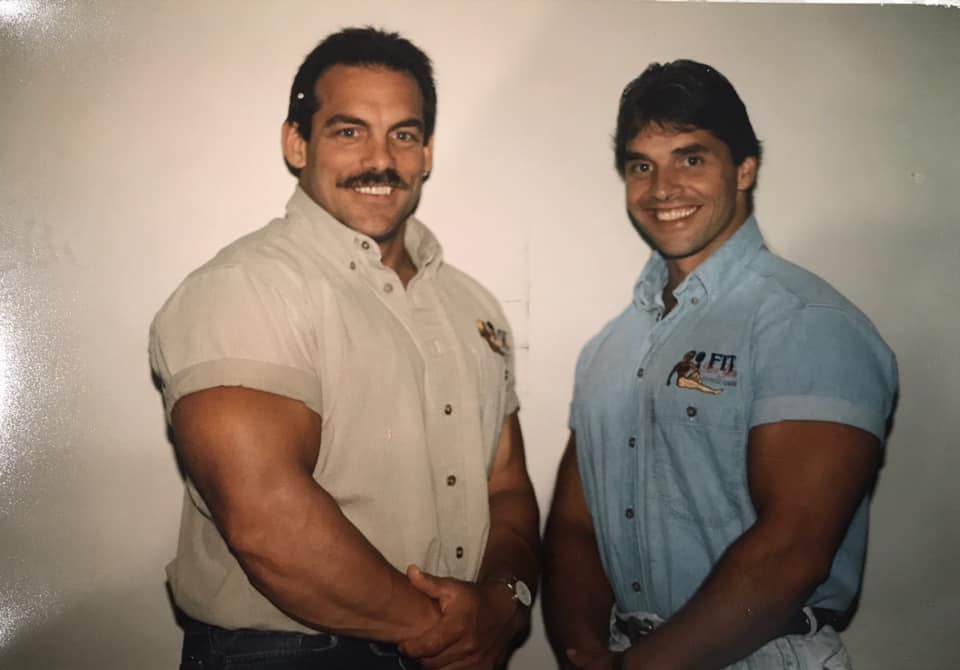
[{"x1": 377, "y1": 221, "x2": 418, "y2": 287}]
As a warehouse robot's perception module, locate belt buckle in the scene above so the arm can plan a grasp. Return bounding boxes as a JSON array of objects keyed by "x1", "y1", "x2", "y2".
[{"x1": 619, "y1": 615, "x2": 660, "y2": 641}]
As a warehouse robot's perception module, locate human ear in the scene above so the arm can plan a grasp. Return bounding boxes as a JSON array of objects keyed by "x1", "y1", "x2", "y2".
[
  {"x1": 736, "y1": 156, "x2": 758, "y2": 192},
  {"x1": 422, "y1": 135, "x2": 434, "y2": 178},
  {"x1": 281, "y1": 121, "x2": 307, "y2": 170}
]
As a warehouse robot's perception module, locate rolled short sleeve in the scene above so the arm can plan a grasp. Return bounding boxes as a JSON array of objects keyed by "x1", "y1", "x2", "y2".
[
  {"x1": 750, "y1": 305, "x2": 898, "y2": 440},
  {"x1": 149, "y1": 264, "x2": 322, "y2": 420},
  {"x1": 502, "y1": 321, "x2": 520, "y2": 416}
]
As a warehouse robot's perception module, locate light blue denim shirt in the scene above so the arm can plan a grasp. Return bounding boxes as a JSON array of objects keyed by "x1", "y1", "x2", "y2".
[{"x1": 570, "y1": 217, "x2": 898, "y2": 617}]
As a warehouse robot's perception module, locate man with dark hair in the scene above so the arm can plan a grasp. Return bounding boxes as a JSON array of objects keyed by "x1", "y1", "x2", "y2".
[
  {"x1": 150, "y1": 27, "x2": 538, "y2": 670},
  {"x1": 543, "y1": 60, "x2": 897, "y2": 669}
]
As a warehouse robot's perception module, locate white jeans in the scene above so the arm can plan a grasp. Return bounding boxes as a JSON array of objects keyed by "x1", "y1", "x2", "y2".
[{"x1": 609, "y1": 607, "x2": 853, "y2": 669}]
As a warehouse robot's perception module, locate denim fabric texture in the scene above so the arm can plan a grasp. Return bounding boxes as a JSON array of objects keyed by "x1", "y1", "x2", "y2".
[
  {"x1": 607, "y1": 607, "x2": 851, "y2": 669},
  {"x1": 570, "y1": 218, "x2": 898, "y2": 621},
  {"x1": 180, "y1": 616, "x2": 421, "y2": 669}
]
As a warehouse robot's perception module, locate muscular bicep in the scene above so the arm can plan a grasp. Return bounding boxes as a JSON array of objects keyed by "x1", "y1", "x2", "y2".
[
  {"x1": 487, "y1": 411, "x2": 529, "y2": 496},
  {"x1": 748, "y1": 421, "x2": 881, "y2": 561},
  {"x1": 549, "y1": 434, "x2": 595, "y2": 533},
  {"x1": 171, "y1": 386, "x2": 323, "y2": 535}
]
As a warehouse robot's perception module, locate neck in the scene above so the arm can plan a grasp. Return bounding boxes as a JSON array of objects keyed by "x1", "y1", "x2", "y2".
[
  {"x1": 377, "y1": 222, "x2": 418, "y2": 287},
  {"x1": 662, "y1": 204, "x2": 751, "y2": 301}
]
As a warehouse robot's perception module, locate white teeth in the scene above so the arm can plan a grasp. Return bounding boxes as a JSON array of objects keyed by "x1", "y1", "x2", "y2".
[
  {"x1": 655, "y1": 206, "x2": 697, "y2": 221},
  {"x1": 354, "y1": 185, "x2": 393, "y2": 196}
]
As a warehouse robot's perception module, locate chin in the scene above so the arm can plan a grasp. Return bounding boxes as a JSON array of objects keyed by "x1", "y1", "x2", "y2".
[{"x1": 371, "y1": 225, "x2": 404, "y2": 244}]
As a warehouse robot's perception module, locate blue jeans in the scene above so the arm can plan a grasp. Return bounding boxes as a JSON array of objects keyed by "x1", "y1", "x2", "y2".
[{"x1": 180, "y1": 616, "x2": 422, "y2": 669}]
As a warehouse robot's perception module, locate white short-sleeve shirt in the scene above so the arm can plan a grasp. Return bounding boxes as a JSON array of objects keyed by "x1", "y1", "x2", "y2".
[{"x1": 150, "y1": 186, "x2": 519, "y2": 632}]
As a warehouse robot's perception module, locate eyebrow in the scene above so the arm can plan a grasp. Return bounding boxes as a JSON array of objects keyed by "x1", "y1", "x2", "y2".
[
  {"x1": 322, "y1": 114, "x2": 369, "y2": 129},
  {"x1": 624, "y1": 143, "x2": 712, "y2": 163},
  {"x1": 673, "y1": 143, "x2": 711, "y2": 157},
  {"x1": 390, "y1": 117, "x2": 425, "y2": 133},
  {"x1": 322, "y1": 114, "x2": 424, "y2": 133}
]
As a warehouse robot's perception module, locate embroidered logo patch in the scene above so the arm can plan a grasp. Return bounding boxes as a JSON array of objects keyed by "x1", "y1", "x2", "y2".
[
  {"x1": 666, "y1": 350, "x2": 731, "y2": 394},
  {"x1": 476, "y1": 319, "x2": 509, "y2": 356}
]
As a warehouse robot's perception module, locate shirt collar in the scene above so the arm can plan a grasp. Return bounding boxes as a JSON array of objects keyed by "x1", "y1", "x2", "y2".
[
  {"x1": 285, "y1": 185, "x2": 444, "y2": 273},
  {"x1": 632, "y1": 216, "x2": 765, "y2": 310}
]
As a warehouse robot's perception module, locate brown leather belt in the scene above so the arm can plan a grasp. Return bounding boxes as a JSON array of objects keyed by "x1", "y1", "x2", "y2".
[{"x1": 614, "y1": 607, "x2": 840, "y2": 643}]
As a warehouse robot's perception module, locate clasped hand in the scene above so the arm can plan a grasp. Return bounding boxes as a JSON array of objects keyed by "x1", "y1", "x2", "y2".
[{"x1": 399, "y1": 565, "x2": 520, "y2": 669}]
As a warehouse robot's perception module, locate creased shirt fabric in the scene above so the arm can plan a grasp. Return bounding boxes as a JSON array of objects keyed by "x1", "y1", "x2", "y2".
[
  {"x1": 570, "y1": 217, "x2": 897, "y2": 621},
  {"x1": 150, "y1": 186, "x2": 518, "y2": 632}
]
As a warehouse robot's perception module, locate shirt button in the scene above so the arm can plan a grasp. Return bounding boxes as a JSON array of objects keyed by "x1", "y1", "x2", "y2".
[
  {"x1": 686, "y1": 406, "x2": 698, "y2": 418},
  {"x1": 504, "y1": 369, "x2": 510, "y2": 381},
  {"x1": 637, "y1": 367, "x2": 644, "y2": 378},
  {"x1": 444, "y1": 404, "x2": 453, "y2": 415},
  {"x1": 456, "y1": 546, "x2": 464, "y2": 559},
  {"x1": 383, "y1": 282, "x2": 394, "y2": 293},
  {"x1": 349, "y1": 261, "x2": 356, "y2": 270},
  {"x1": 632, "y1": 581, "x2": 642, "y2": 592},
  {"x1": 625, "y1": 507, "x2": 634, "y2": 519},
  {"x1": 628, "y1": 437, "x2": 636, "y2": 448},
  {"x1": 691, "y1": 297, "x2": 699, "y2": 305},
  {"x1": 361, "y1": 240, "x2": 371, "y2": 250},
  {"x1": 446, "y1": 475, "x2": 457, "y2": 486}
]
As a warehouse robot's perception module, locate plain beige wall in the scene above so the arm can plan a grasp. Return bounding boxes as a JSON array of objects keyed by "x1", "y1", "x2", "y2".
[{"x1": 1, "y1": 1, "x2": 958, "y2": 668}]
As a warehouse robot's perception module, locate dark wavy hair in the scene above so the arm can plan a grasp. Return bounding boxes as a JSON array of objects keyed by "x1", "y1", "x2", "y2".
[
  {"x1": 614, "y1": 60, "x2": 762, "y2": 209},
  {"x1": 285, "y1": 27, "x2": 436, "y2": 154}
]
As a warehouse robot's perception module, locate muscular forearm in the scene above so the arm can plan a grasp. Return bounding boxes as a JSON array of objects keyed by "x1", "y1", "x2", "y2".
[
  {"x1": 223, "y1": 474, "x2": 440, "y2": 642},
  {"x1": 622, "y1": 522, "x2": 829, "y2": 670},
  {"x1": 477, "y1": 482, "x2": 540, "y2": 635},
  {"x1": 479, "y1": 485, "x2": 540, "y2": 586},
  {"x1": 542, "y1": 522, "x2": 616, "y2": 663}
]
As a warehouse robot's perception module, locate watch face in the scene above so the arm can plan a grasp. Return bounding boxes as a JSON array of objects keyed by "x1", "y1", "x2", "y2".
[{"x1": 514, "y1": 579, "x2": 533, "y2": 607}]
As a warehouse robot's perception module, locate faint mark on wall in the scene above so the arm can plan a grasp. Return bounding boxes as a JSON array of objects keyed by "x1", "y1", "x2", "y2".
[{"x1": 0, "y1": 217, "x2": 76, "y2": 274}]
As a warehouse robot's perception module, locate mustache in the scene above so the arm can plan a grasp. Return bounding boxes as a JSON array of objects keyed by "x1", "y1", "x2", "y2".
[{"x1": 337, "y1": 169, "x2": 410, "y2": 190}]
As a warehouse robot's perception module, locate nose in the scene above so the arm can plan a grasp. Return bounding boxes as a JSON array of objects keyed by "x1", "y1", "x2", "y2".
[
  {"x1": 361, "y1": 135, "x2": 395, "y2": 172},
  {"x1": 651, "y1": 167, "x2": 680, "y2": 201}
]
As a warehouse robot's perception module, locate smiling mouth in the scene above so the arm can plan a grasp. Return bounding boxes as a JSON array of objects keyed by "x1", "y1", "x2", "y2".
[
  {"x1": 352, "y1": 185, "x2": 395, "y2": 196},
  {"x1": 338, "y1": 169, "x2": 408, "y2": 196},
  {"x1": 654, "y1": 206, "x2": 698, "y2": 222}
]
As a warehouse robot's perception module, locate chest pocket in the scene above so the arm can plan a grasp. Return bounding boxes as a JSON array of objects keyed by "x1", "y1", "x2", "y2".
[
  {"x1": 649, "y1": 377, "x2": 751, "y2": 529},
  {"x1": 654, "y1": 377, "x2": 744, "y2": 429}
]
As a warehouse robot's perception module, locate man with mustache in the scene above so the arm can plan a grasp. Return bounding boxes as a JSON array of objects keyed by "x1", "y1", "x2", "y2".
[
  {"x1": 150, "y1": 27, "x2": 538, "y2": 670},
  {"x1": 542, "y1": 61, "x2": 897, "y2": 669}
]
